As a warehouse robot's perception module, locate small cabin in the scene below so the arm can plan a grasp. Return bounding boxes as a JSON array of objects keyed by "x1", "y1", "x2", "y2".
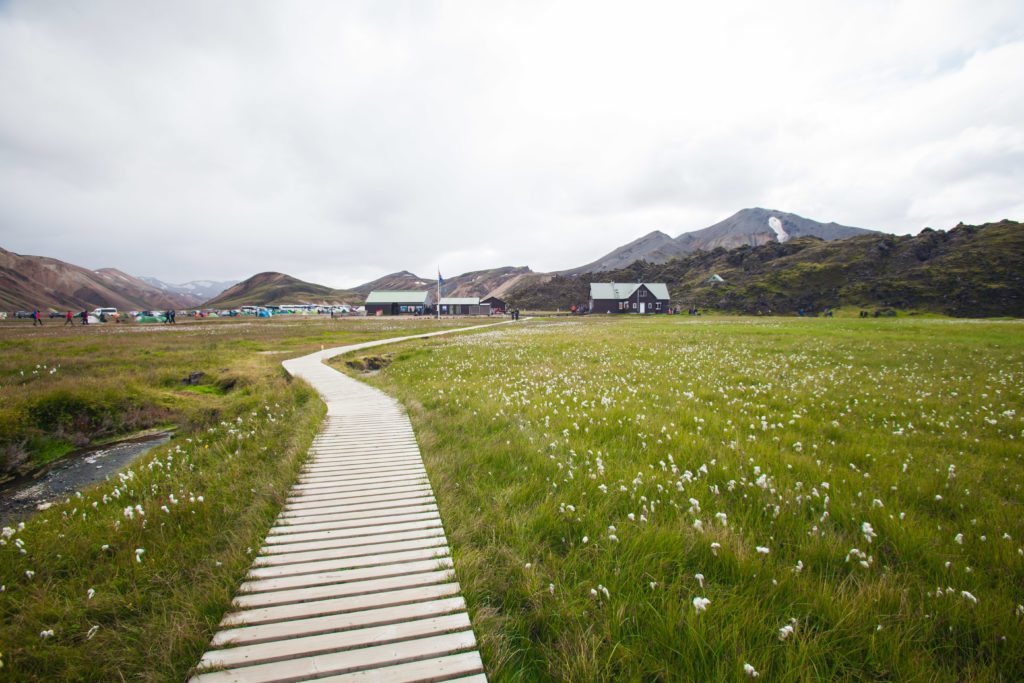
[
  {"x1": 365, "y1": 290, "x2": 430, "y2": 316},
  {"x1": 589, "y1": 282, "x2": 670, "y2": 314},
  {"x1": 439, "y1": 297, "x2": 491, "y2": 316},
  {"x1": 481, "y1": 296, "x2": 506, "y2": 314}
]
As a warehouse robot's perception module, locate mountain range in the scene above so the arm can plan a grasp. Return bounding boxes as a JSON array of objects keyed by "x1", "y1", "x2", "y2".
[
  {"x1": 505, "y1": 219, "x2": 1024, "y2": 317},
  {"x1": 139, "y1": 277, "x2": 239, "y2": 303},
  {"x1": 560, "y1": 208, "x2": 878, "y2": 274},
  {"x1": 2, "y1": 208, "x2": 1020, "y2": 316}
]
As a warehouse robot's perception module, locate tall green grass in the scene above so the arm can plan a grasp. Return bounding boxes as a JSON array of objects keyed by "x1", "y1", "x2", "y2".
[{"x1": 361, "y1": 316, "x2": 1024, "y2": 681}]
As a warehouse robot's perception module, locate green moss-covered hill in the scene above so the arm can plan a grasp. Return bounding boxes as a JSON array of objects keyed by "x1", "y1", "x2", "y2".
[{"x1": 507, "y1": 219, "x2": 1024, "y2": 316}]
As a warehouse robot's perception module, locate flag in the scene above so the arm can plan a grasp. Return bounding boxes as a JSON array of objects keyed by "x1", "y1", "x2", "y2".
[{"x1": 437, "y1": 269, "x2": 444, "y2": 285}]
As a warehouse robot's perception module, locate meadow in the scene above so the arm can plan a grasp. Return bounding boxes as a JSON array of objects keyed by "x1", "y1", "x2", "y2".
[
  {"x1": 0, "y1": 316, "x2": 474, "y2": 680},
  {"x1": 346, "y1": 316, "x2": 1024, "y2": 681}
]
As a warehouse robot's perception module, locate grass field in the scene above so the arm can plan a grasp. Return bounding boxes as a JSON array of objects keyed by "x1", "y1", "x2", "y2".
[
  {"x1": 344, "y1": 316, "x2": 1024, "y2": 681},
  {"x1": 0, "y1": 316, "x2": 475, "y2": 680}
]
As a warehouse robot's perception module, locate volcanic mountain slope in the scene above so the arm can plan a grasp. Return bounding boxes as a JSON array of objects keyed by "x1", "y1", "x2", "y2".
[
  {"x1": 508, "y1": 219, "x2": 1024, "y2": 317},
  {"x1": 0, "y1": 247, "x2": 196, "y2": 311},
  {"x1": 561, "y1": 208, "x2": 880, "y2": 274},
  {"x1": 203, "y1": 272, "x2": 359, "y2": 307},
  {"x1": 353, "y1": 266, "x2": 546, "y2": 300},
  {"x1": 350, "y1": 271, "x2": 435, "y2": 297}
]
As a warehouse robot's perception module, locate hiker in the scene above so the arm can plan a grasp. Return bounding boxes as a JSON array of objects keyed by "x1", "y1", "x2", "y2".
[
  {"x1": 164, "y1": 309, "x2": 172, "y2": 324},
  {"x1": 170, "y1": 309, "x2": 176, "y2": 324},
  {"x1": 64, "y1": 311, "x2": 73, "y2": 326},
  {"x1": 80, "y1": 310, "x2": 89, "y2": 325},
  {"x1": 32, "y1": 308, "x2": 42, "y2": 326}
]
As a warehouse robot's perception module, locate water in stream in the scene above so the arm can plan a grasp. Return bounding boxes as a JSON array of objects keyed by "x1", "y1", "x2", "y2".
[{"x1": 0, "y1": 432, "x2": 172, "y2": 524}]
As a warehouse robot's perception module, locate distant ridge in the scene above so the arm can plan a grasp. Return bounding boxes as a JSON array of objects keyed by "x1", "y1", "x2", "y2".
[
  {"x1": 561, "y1": 208, "x2": 879, "y2": 274},
  {"x1": 204, "y1": 272, "x2": 358, "y2": 307},
  {"x1": 508, "y1": 219, "x2": 1024, "y2": 317},
  {"x1": 0, "y1": 247, "x2": 197, "y2": 310},
  {"x1": 139, "y1": 276, "x2": 238, "y2": 303}
]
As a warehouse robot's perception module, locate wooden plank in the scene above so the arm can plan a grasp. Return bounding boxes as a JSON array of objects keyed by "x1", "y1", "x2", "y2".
[
  {"x1": 240, "y1": 557, "x2": 454, "y2": 594},
  {"x1": 211, "y1": 596, "x2": 467, "y2": 647},
  {"x1": 247, "y1": 546, "x2": 450, "y2": 580},
  {"x1": 232, "y1": 570, "x2": 456, "y2": 610},
  {"x1": 259, "y1": 527, "x2": 447, "y2": 556},
  {"x1": 276, "y1": 503, "x2": 437, "y2": 526},
  {"x1": 285, "y1": 484, "x2": 433, "y2": 506},
  {"x1": 199, "y1": 612, "x2": 471, "y2": 670},
  {"x1": 268, "y1": 510, "x2": 441, "y2": 536},
  {"x1": 253, "y1": 536, "x2": 448, "y2": 568},
  {"x1": 264, "y1": 519, "x2": 444, "y2": 546},
  {"x1": 277, "y1": 496, "x2": 436, "y2": 520},
  {"x1": 314, "y1": 651, "x2": 485, "y2": 682},
  {"x1": 221, "y1": 583, "x2": 463, "y2": 628},
  {"x1": 191, "y1": 630, "x2": 479, "y2": 682},
  {"x1": 292, "y1": 473, "x2": 428, "y2": 492}
]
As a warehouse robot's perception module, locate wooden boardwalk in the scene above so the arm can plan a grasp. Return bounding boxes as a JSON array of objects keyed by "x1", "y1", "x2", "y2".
[{"x1": 192, "y1": 322, "x2": 511, "y2": 682}]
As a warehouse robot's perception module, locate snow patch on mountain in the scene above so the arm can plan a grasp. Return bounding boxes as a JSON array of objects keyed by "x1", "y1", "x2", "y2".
[{"x1": 768, "y1": 216, "x2": 790, "y2": 243}]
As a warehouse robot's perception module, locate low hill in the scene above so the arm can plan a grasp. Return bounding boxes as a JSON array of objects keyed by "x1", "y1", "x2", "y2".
[
  {"x1": 561, "y1": 208, "x2": 879, "y2": 274},
  {"x1": 204, "y1": 272, "x2": 359, "y2": 307},
  {"x1": 0, "y1": 247, "x2": 196, "y2": 311},
  {"x1": 508, "y1": 219, "x2": 1024, "y2": 316}
]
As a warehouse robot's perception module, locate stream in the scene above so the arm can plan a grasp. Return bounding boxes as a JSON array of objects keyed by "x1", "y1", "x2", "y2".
[{"x1": 0, "y1": 431, "x2": 172, "y2": 524}]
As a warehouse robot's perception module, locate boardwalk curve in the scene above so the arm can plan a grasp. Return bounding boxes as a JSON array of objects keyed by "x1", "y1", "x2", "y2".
[{"x1": 192, "y1": 321, "x2": 514, "y2": 682}]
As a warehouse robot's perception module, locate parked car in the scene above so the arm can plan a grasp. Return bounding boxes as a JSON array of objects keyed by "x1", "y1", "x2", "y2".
[
  {"x1": 90, "y1": 307, "x2": 119, "y2": 321},
  {"x1": 48, "y1": 311, "x2": 66, "y2": 318},
  {"x1": 15, "y1": 311, "x2": 33, "y2": 318}
]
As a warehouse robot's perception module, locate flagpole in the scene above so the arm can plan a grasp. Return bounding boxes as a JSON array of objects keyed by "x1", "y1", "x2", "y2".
[{"x1": 436, "y1": 266, "x2": 441, "y2": 320}]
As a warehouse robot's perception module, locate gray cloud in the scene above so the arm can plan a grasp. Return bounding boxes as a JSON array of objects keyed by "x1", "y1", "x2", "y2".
[{"x1": 0, "y1": 1, "x2": 1022, "y2": 288}]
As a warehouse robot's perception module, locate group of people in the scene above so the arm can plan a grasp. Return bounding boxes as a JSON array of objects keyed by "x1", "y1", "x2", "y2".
[{"x1": 510, "y1": 308, "x2": 521, "y2": 320}]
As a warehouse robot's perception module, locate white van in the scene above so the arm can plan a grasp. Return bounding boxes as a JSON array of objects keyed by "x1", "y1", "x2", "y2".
[{"x1": 91, "y1": 307, "x2": 119, "y2": 320}]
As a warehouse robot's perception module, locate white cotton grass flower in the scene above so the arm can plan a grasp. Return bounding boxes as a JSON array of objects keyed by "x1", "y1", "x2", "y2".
[
  {"x1": 135, "y1": 548, "x2": 145, "y2": 563},
  {"x1": 581, "y1": 536, "x2": 589, "y2": 544},
  {"x1": 692, "y1": 596, "x2": 710, "y2": 614},
  {"x1": 694, "y1": 573, "x2": 705, "y2": 588},
  {"x1": 862, "y1": 522, "x2": 876, "y2": 544},
  {"x1": 792, "y1": 560, "x2": 804, "y2": 574},
  {"x1": 710, "y1": 542, "x2": 721, "y2": 556},
  {"x1": 86, "y1": 625, "x2": 100, "y2": 640},
  {"x1": 25, "y1": 570, "x2": 35, "y2": 580},
  {"x1": 756, "y1": 546, "x2": 770, "y2": 555},
  {"x1": 778, "y1": 618, "x2": 798, "y2": 641},
  {"x1": 744, "y1": 662, "x2": 760, "y2": 677},
  {"x1": 961, "y1": 591, "x2": 978, "y2": 604},
  {"x1": 87, "y1": 588, "x2": 95, "y2": 600},
  {"x1": 954, "y1": 533, "x2": 964, "y2": 545},
  {"x1": 40, "y1": 629, "x2": 54, "y2": 639}
]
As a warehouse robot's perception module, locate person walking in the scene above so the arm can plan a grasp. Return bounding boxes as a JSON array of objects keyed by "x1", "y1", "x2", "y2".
[
  {"x1": 32, "y1": 308, "x2": 42, "y2": 326},
  {"x1": 64, "y1": 310, "x2": 73, "y2": 326},
  {"x1": 81, "y1": 310, "x2": 89, "y2": 325}
]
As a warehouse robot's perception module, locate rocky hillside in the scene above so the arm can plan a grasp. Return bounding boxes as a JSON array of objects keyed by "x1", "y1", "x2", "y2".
[
  {"x1": 0, "y1": 247, "x2": 196, "y2": 311},
  {"x1": 203, "y1": 272, "x2": 359, "y2": 307},
  {"x1": 561, "y1": 208, "x2": 879, "y2": 274},
  {"x1": 350, "y1": 271, "x2": 435, "y2": 297},
  {"x1": 508, "y1": 220, "x2": 1024, "y2": 317},
  {"x1": 353, "y1": 266, "x2": 545, "y2": 300}
]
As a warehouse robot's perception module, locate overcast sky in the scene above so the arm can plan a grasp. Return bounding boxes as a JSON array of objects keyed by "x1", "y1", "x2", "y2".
[{"x1": 1, "y1": 1, "x2": 1022, "y2": 288}]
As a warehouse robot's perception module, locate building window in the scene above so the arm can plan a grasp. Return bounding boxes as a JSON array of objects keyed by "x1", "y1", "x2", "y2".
[
  {"x1": 639, "y1": 289, "x2": 646, "y2": 297},
  {"x1": 632, "y1": 302, "x2": 637, "y2": 309}
]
